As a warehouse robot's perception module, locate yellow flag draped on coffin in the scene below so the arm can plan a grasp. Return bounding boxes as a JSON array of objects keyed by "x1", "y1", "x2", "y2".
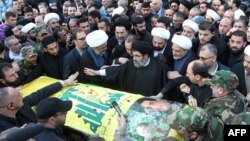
[{"x1": 20, "y1": 76, "x2": 183, "y2": 141}]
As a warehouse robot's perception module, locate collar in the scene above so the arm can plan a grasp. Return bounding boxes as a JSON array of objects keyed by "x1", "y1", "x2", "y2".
[
  {"x1": 9, "y1": 50, "x2": 23, "y2": 60},
  {"x1": 210, "y1": 63, "x2": 218, "y2": 75},
  {"x1": 153, "y1": 46, "x2": 166, "y2": 57},
  {"x1": 143, "y1": 58, "x2": 150, "y2": 67}
]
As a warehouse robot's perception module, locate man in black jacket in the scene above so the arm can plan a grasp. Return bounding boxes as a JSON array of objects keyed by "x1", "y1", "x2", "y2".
[{"x1": 0, "y1": 72, "x2": 78, "y2": 132}]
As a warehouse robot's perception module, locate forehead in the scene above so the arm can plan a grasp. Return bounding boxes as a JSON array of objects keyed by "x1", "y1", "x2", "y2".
[
  {"x1": 115, "y1": 26, "x2": 126, "y2": 31},
  {"x1": 49, "y1": 18, "x2": 59, "y2": 23},
  {"x1": 230, "y1": 35, "x2": 244, "y2": 41},
  {"x1": 153, "y1": 36, "x2": 165, "y2": 43},
  {"x1": 132, "y1": 50, "x2": 142, "y2": 56},
  {"x1": 47, "y1": 42, "x2": 57, "y2": 48},
  {"x1": 199, "y1": 30, "x2": 212, "y2": 34},
  {"x1": 183, "y1": 26, "x2": 194, "y2": 32}
]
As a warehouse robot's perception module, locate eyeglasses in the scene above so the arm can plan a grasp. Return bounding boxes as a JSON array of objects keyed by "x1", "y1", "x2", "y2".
[
  {"x1": 199, "y1": 56, "x2": 214, "y2": 61},
  {"x1": 77, "y1": 37, "x2": 86, "y2": 41}
]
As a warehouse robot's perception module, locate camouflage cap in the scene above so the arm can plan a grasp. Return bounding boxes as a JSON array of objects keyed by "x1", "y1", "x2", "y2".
[
  {"x1": 169, "y1": 107, "x2": 209, "y2": 132},
  {"x1": 21, "y1": 45, "x2": 38, "y2": 58},
  {"x1": 203, "y1": 70, "x2": 239, "y2": 90},
  {"x1": 34, "y1": 26, "x2": 48, "y2": 35}
]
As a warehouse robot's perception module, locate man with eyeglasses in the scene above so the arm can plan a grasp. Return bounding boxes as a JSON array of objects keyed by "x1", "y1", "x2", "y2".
[
  {"x1": 63, "y1": 29, "x2": 87, "y2": 81},
  {"x1": 33, "y1": 98, "x2": 73, "y2": 141},
  {"x1": 199, "y1": 43, "x2": 229, "y2": 76},
  {"x1": 0, "y1": 72, "x2": 78, "y2": 132}
]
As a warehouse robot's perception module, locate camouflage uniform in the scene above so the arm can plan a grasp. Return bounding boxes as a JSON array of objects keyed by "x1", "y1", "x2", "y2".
[
  {"x1": 17, "y1": 45, "x2": 38, "y2": 75},
  {"x1": 168, "y1": 106, "x2": 223, "y2": 141},
  {"x1": 203, "y1": 70, "x2": 248, "y2": 120},
  {"x1": 34, "y1": 26, "x2": 48, "y2": 53},
  {"x1": 222, "y1": 110, "x2": 250, "y2": 125}
]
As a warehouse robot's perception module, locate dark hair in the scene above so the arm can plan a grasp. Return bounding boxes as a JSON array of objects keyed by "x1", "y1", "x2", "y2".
[
  {"x1": 192, "y1": 61, "x2": 209, "y2": 78},
  {"x1": 230, "y1": 30, "x2": 247, "y2": 42},
  {"x1": 233, "y1": 0, "x2": 241, "y2": 8},
  {"x1": 5, "y1": 11, "x2": 17, "y2": 19},
  {"x1": 23, "y1": 6, "x2": 33, "y2": 14},
  {"x1": 71, "y1": 29, "x2": 84, "y2": 40},
  {"x1": 141, "y1": 2, "x2": 150, "y2": 8},
  {"x1": 68, "y1": 3, "x2": 77, "y2": 9},
  {"x1": 88, "y1": 4, "x2": 99, "y2": 10},
  {"x1": 4, "y1": 26, "x2": 14, "y2": 37},
  {"x1": 0, "y1": 40, "x2": 6, "y2": 53},
  {"x1": 77, "y1": 17, "x2": 89, "y2": 26},
  {"x1": 131, "y1": 16, "x2": 145, "y2": 25},
  {"x1": 0, "y1": 63, "x2": 13, "y2": 79},
  {"x1": 157, "y1": 16, "x2": 171, "y2": 28},
  {"x1": 42, "y1": 35, "x2": 56, "y2": 48},
  {"x1": 200, "y1": 2, "x2": 211, "y2": 9},
  {"x1": 98, "y1": 18, "x2": 111, "y2": 27},
  {"x1": 88, "y1": 10, "x2": 101, "y2": 20},
  {"x1": 174, "y1": 11, "x2": 186, "y2": 20},
  {"x1": 136, "y1": 98, "x2": 156, "y2": 105},
  {"x1": 199, "y1": 21, "x2": 215, "y2": 33},
  {"x1": 53, "y1": 28, "x2": 64, "y2": 41}
]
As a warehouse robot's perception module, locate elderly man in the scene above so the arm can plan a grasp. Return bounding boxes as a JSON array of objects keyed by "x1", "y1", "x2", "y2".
[
  {"x1": 84, "y1": 40, "x2": 168, "y2": 96},
  {"x1": 203, "y1": 70, "x2": 247, "y2": 119},
  {"x1": 150, "y1": 0, "x2": 164, "y2": 17},
  {"x1": 80, "y1": 30, "x2": 110, "y2": 86},
  {"x1": 167, "y1": 35, "x2": 196, "y2": 79},
  {"x1": 43, "y1": 13, "x2": 60, "y2": 33},
  {"x1": 4, "y1": 36, "x2": 23, "y2": 62},
  {"x1": 218, "y1": 18, "x2": 233, "y2": 40},
  {"x1": 181, "y1": 19, "x2": 199, "y2": 39}
]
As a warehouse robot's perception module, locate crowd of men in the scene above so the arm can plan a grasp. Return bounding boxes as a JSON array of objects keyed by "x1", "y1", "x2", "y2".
[{"x1": 0, "y1": 0, "x2": 250, "y2": 140}]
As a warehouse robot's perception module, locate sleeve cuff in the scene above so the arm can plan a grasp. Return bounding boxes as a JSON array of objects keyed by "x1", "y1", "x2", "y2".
[{"x1": 99, "y1": 69, "x2": 106, "y2": 76}]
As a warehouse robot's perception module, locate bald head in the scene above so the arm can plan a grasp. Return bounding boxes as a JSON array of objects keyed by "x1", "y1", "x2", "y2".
[{"x1": 219, "y1": 18, "x2": 232, "y2": 35}]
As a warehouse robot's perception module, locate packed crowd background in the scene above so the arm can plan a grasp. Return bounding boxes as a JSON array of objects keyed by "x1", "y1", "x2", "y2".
[{"x1": 0, "y1": 0, "x2": 250, "y2": 140}]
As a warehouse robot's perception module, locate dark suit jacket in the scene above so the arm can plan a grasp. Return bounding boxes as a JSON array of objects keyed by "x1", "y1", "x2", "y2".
[
  {"x1": 231, "y1": 62, "x2": 247, "y2": 96},
  {"x1": 63, "y1": 48, "x2": 82, "y2": 80},
  {"x1": 23, "y1": 49, "x2": 66, "y2": 84}
]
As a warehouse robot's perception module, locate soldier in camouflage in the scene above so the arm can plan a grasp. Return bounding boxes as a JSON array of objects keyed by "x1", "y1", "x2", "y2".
[
  {"x1": 34, "y1": 26, "x2": 49, "y2": 53},
  {"x1": 203, "y1": 70, "x2": 248, "y2": 123},
  {"x1": 168, "y1": 106, "x2": 223, "y2": 141},
  {"x1": 222, "y1": 110, "x2": 250, "y2": 125},
  {"x1": 16, "y1": 45, "x2": 38, "y2": 76}
]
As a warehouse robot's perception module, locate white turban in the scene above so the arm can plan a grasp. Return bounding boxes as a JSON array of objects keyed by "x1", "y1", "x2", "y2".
[
  {"x1": 172, "y1": 35, "x2": 192, "y2": 50},
  {"x1": 86, "y1": 30, "x2": 108, "y2": 48},
  {"x1": 112, "y1": 6, "x2": 124, "y2": 17},
  {"x1": 206, "y1": 9, "x2": 221, "y2": 22},
  {"x1": 44, "y1": 13, "x2": 60, "y2": 25},
  {"x1": 182, "y1": 19, "x2": 199, "y2": 33},
  {"x1": 244, "y1": 45, "x2": 250, "y2": 56},
  {"x1": 151, "y1": 27, "x2": 170, "y2": 40},
  {"x1": 21, "y1": 23, "x2": 37, "y2": 33}
]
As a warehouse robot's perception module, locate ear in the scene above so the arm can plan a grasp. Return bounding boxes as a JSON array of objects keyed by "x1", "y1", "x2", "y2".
[
  {"x1": 195, "y1": 75, "x2": 201, "y2": 81},
  {"x1": 189, "y1": 131, "x2": 198, "y2": 140},
  {"x1": 218, "y1": 87, "x2": 224, "y2": 95},
  {"x1": 7, "y1": 103, "x2": 14, "y2": 110},
  {"x1": 44, "y1": 48, "x2": 48, "y2": 52}
]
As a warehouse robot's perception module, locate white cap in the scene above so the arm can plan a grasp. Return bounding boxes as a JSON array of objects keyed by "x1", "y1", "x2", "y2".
[
  {"x1": 244, "y1": 45, "x2": 250, "y2": 56},
  {"x1": 151, "y1": 27, "x2": 170, "y2": 40},
  {"x1": 112, "y1": 6, "x2": 124, "y2": 17},
  {"x1": 182, "y1": 19, "x2": 199, "y2": 33},
  {"x1": 21, "y1": 23, "x2": 37, "y2": 33},
  {"x1": 234, "y1": 9, "x2": 246, "y2": 21},
  {"x1": 86, "y1": 30, "x2": 108, "y2": 48},
  {"x1": 206, "y1": 9, "x2": 221, "y2": 22},
  {"x1": 172, "y1": 35, "x2": 192, "y2": 50},
  {"x1": 43, "y1": 13, "x2": 60, "y2": 25}
]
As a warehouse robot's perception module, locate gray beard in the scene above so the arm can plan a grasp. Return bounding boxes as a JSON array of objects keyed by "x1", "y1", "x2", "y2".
[{"x1": 133, "y1": 58, "x2": 148, "y2": 68}]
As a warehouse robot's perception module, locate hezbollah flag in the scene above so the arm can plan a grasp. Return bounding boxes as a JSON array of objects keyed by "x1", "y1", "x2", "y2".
[{"x1": 20, "y1": 76, "x2": 183, "y2": 141}]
